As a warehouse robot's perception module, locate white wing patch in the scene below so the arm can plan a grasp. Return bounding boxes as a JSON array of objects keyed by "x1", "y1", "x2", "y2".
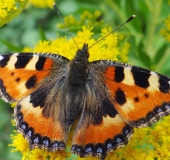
[{"x1": 0, "y1": 55, "x2": 4, "y2": 61}]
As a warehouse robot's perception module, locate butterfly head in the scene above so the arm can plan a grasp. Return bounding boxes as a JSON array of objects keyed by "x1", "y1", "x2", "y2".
[{"x1": 76, "y1": 43, "x2": 89, "y2": 59}]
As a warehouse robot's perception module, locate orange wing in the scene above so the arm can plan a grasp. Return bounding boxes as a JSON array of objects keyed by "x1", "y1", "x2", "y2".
[
  {"x1": 0, "y1": 53, "x2": 65, "y2": 102},
  {"x1": 70, "y1": 63, "x2": 134, "y2": 159},
  {"x1": 14, "y1": 87, "x2": 68, "y2": 151},
  {"x1": 102, "y1": 61, "x2": 170, "y2": 127},
  {"x1": 71, "y1": 100, "x2": 133, "y2": 159},
  {"x1": 71, "y1": 60, "x2": 170, "y2": 159},
  {"x1": 0, "y1": 53, "x2": 70, "y2": 151}
]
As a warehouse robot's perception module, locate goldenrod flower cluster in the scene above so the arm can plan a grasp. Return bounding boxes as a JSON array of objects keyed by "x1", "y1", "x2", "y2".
[
  {"x1": 160, "y1": 15, "x2": 170, "y2": 42},
  {"x1": 0, "y1": 0, "x2": 28, "y2": 27},
  {"x1": 27, "y1": 0, "x2": 54, "y2": 8},
  {"x1": 57, "y1": 10, "x2": 103, "y2": 30}
]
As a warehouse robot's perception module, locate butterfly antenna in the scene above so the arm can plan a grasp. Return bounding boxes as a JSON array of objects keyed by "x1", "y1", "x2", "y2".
[
  {"x1": 88, "y1": 15, "x2": 136, "y2": 49},
  {"x1": 53, "y1": 3, "x2": 80, "y2": 49}
]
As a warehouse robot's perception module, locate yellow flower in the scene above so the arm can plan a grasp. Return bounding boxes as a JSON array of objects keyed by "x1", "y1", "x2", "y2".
[
  {"x1": 160, "y1": 15, "x2": 170, "y2": 42},
  {"x1": 118, "y1": 42, "x2": 130, "y2": 62},
  {"x1": 28, "y1": 148, "x2": 49, "y2": 160},
  {"x1": 9, "y1": 133, "x2": 30, "y2": 157},
  {"x1": 0, "y1": 0, "x2": 28, "y2": 27},
  {"x1": 23, "y1": 26, "x2": 119, "y2": 62},
  {"x1": 27, "y1": 0, "x2": 54, "y2": 8},
  {"x1": 58, "y1": 10, "x2": 103, "y2": 29}
]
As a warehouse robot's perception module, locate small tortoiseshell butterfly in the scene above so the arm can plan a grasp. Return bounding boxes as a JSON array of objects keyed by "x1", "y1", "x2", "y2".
[{"x1": 0, "y1": 11, "x2": 170, "y2": 160}]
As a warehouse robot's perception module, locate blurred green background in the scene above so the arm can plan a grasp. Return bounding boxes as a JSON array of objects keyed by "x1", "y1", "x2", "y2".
[{"x1": 0, "y1": 0, "x2": 170, "y2": 159}]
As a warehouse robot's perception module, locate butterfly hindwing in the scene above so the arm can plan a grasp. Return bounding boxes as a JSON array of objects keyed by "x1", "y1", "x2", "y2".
[
  {"x1": 71, "y1": 102, "x2": 133, "y2": 159},
  {"x1": 70, "y1": 64, "x2": 134, "y2": 159},
  {"x1": 15, "y1": 87, "x2": 68, "y2": 151}
]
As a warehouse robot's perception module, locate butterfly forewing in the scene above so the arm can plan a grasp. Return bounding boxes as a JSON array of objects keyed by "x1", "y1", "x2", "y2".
[
  {"x1": 0, "y1": 53, "x2": 68, "y2": 102},
  {"x1": 93, "y1": 60, "x2": 170, "y2": 127}
]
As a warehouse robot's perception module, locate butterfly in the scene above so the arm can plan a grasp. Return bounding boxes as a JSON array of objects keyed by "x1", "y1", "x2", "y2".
[{"x1": 0, "y1": 42, "x2": 170, "y2": 159}]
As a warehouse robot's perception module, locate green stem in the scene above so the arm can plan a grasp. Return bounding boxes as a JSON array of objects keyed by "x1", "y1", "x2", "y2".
[{"x1": 144, "y1": 0, "x2": 162, "y2": 59}]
